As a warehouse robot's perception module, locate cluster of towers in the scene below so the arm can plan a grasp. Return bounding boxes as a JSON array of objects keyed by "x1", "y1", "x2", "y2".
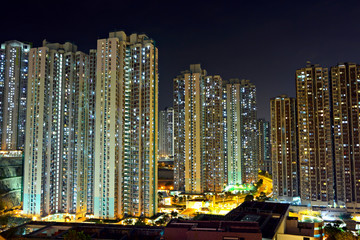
[
  {"x1": 159, "y1": 64, "x2": 270, "y2": 194},
  {"x1": 0, "y1": 31, "x2": 159, "y2": 219},
  {"x1": 1, "y1": 34, "x2": 270, "y2": 220},
  {"x1": 4, "y1": 34, "x2": 359, "y2": 219},
  {"x1": 271, "y1": 62, "x2": 360, "y2": 212}
]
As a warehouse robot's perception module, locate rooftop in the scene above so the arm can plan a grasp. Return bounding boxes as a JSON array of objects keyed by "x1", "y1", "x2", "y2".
[
  {"x1": 165, "y1": 219, "x2": 261, "y2": 233},
  {"x1": 0, "y1": 221, "x2": 164, "y2": 239},
  {"x1": 224, "y1": 201, "x2": 290, "y2": 239}
]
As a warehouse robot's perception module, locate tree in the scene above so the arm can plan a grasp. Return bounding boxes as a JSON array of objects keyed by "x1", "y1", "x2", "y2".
[
  {"x1": 95, "y1": 219, "x2": 103, "y2": 224},
  {"x1": 64, "y1": 230, "x2": 91, "y2": 240},
  {"x1": 225, "y1": 191, "x2": 233, "y2": 199},
  {"x1": 155, "y1": 218, "x2": 166, "y2": 226},
  {"x1": 0, "y1": 214, "x2": 10, "y2": 227},
  {"x1": 123, "y1": 218, "x2": 133, "y2": 225},
  {"x1": 158, "y1": 193, "x2": 164, "y2": 206},
  {"x1": 334, "y1": 231, "x2": 358, "y2": 240},
  {"x1": 171, "y1": 211, "x2": 178, "y2": 218},
  {"x1": 244, "y1": 194, "x2": 254, "y2": 202},
  {"x1": 134, "y1": 218, "x2": 146, "y2": 226},
  {"x1": 257, "y1": 192, "x2": 268, "y2": 202},
  {"x1": 324, "y1": 224, "x2": 341, "y2": 240},
  {"x1": 257, "y1": 179, "x2": 263, "y2": 187}
]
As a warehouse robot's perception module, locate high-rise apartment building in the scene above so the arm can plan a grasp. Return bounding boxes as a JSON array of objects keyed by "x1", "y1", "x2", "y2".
[
  {"x1": 257, "y1": 119, "x2": 271, "y2": 173},
  {"x1": 173, "y1": 73, "x2": 186, "y2": 191},
  {"x1": 222, "y1": 81, "x2": 228, "y2": 185},
  {"x1": 159, "y1": 107, "x2": 174, "y2": 160},
  {"x1": 225, "y1": 79, "x2": 257, "y2": 185},
  {"x1": 95, "y1": 31, "x2": 158, "y2": 218},
  {"x1": 87, "y1": 49, "x2": 96, "y2": 214},
  {"x1": 331, "y1": 63, "x2": 360, "y2": 211},
  {"x1": 296, "y1": 62, "x2": 333, "y2": 205},
  {"x1": 183, "y1": 64, "x2": 206, "y2": 194},
  {"x1": 23, "y1": 41, "x2": 89, "y2": 217},
  {"x1": 203, "y1": 75, "x2": 224, "y2": 192},
  {"x1": 270, "y1": 95, "x2": 298, "y2": 199},
  {"x1": 0, "y1": 50, "x2": 4, "y2": 146},
  {"x1": 173, "y1": 64, "x2": 224, "y2": 193},
  {"x1": 0, "y1": 40, "x2": 30, "y2": 150}
]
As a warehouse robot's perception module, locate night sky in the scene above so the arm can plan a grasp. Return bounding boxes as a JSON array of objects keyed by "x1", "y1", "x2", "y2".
[{"x1": 2, "y1": 0, "x2": 360, "y2": 120}]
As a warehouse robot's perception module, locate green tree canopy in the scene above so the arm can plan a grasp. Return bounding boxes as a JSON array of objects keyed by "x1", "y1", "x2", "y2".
[
  {"x1": 244, "y1": 194, "x2": 254, "y2": 202},
  {"x1": 171, "y1": 211, "x2": 178, "y2": 218},
  {"x1": 334, "y1": 231, "x2": 358, "y2": 240},
  {"x1": 134, "y1": 218, "x2": 146, "y2": 226},
  {"x1": 64, "y1": 230, "x2": 91, "y2": 240}
]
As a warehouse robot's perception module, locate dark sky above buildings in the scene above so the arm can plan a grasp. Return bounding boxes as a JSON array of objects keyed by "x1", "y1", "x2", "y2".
[{"x1": 2, "y1": 0, "x2": 360, "y2": 120}]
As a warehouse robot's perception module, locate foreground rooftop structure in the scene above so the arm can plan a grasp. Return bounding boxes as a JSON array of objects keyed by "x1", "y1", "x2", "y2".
[
  {"x1": 0, "y1": 221, "x2": 164, "y2": 239},
  {"x1": 2, "y1": 202, "x2": 324, "y2": 240},
  {"x1": 164, "y1": 202, "x2": 290, "y2": 240}
]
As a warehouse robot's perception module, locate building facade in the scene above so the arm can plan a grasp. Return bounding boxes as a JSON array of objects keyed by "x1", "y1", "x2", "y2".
[
  {"x1": 173, "y1": 73, "x2": 186, "y2": 191},
  {"x1": 331, "y1": 63, "x2": 360, "y2": 211},
  {"x1": 159, "y1": 107, "x2": 174, "y2": 160},
  {"x1": 203, "y1": 75, "x2": 224, "y2": 192},
  {"x1": 174, "y1": 64, "x2": 224, "y2": 193},
  {"x1": 270, "y1": 95, "x2": 298, "y2": 199},
  {"x1": 296, "y1": 62, "x2": 334, "y2": 205},
  {"x1": 23, "y1": 41, "x2": 89, "y2": 217},
  {"x1": 225, "y1": 79, "x2": 257, "y2": 185},
  {"x1": 95, "y1": 31, "x2": 158, "y2": 218},
  {"x1": 222, "y1": 81, "x2": 228, "y2": 185},
  {"x1": 0, "y1": 40, "x2": 30, "y2": 150},
  {"x1": 257, "y1": 119, "x2": 271, "y2": 173},
  {"x1": 87, "y1": 49, "x2": 97, "y2": 214},
  {"x1": 183, "y1": 64, "x2": 206, "y2": 194}
]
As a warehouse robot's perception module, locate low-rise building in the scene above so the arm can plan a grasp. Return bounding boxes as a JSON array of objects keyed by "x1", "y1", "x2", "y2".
[
  {"x1": 164, "y1": 220, "x2": 262, "y2": 240},
  {"x1": 165, "y1": 201, "x2": 290, "y2": 240},
  {"x1": 0, "y1": 221, "x2": 164, "y2": 239},
  {"x1": 277, "y1": 217, "x2": 324, "y2": 240}
]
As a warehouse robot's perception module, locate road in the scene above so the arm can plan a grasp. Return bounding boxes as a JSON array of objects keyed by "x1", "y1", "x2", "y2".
[{"x1": 258, "y1": 175, "x2": 273, "y2": 198}]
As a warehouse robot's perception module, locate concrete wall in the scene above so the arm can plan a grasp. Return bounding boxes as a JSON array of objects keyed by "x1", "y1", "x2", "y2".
[{"x1": 277, "y1": 234, "x2": 314, "y2": 240}]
